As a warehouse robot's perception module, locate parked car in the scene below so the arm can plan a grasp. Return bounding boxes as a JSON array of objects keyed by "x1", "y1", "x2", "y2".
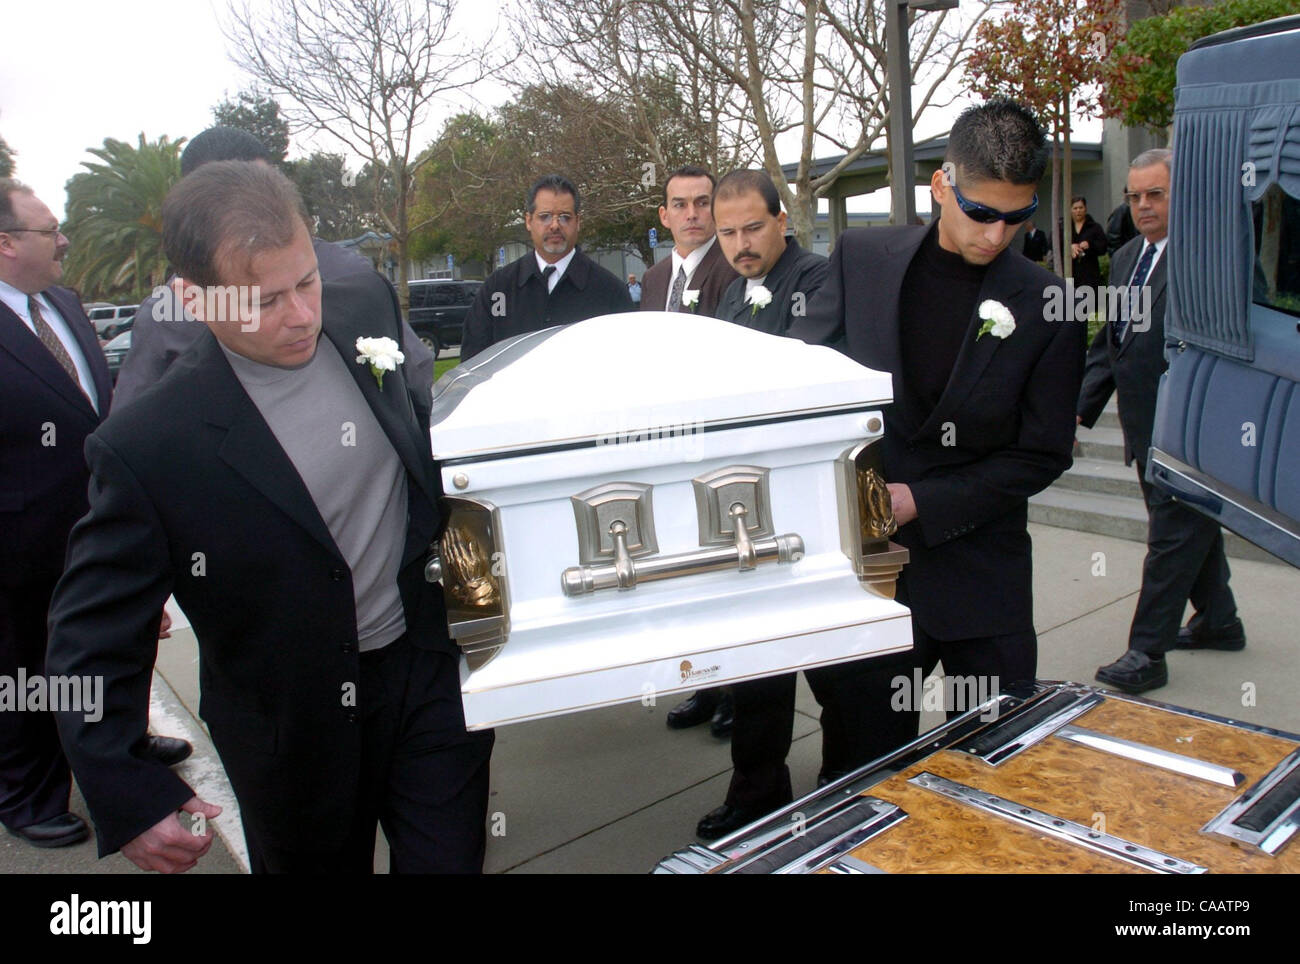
[
  {"x1": 86, "y1": 303, "x2": 138, "y2": 340},
  {"x1": 101, "y1": 328, "x2": 131, "y2": 384},
  {"x1": 406, "y1": 279, "x2": 482, "y2": 355},
  {"x1": 1149, "y1": 15, "x2": 1300, "y2": 566}
]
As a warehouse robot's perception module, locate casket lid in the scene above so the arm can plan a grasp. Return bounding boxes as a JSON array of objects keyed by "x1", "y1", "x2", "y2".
[{"x1": 430, "y1": 312, "x2": 892, "y2": 461}]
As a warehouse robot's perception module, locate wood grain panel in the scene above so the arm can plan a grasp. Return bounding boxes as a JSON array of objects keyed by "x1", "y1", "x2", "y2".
[{"x1": 840, "y1": 697, "x2": 1299, "y2": 873}]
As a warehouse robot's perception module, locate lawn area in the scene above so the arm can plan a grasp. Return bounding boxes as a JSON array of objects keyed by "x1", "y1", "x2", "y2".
[{"x1": 434, "y1": 356, "x2": 460, "y2": 382}]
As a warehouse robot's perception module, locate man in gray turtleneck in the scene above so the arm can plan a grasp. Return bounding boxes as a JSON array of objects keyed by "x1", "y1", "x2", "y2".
[{"x1": 49, "y1": 161, "x2": 493, "y2": 874}]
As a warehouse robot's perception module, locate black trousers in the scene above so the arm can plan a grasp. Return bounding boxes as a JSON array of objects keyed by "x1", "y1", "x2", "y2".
[
  {"x1": 725, "y1": 612, "x2": 1036, "y2": 810},
  {"x1": 244, "y1": 635, "x2": 494, "y2": 873},
  {"x1": 1128, "y1": 457, "x2": 1237, "y2": 656},
  {"x1": 0, "y1": 576, "x2": 73, "y2": 831}
]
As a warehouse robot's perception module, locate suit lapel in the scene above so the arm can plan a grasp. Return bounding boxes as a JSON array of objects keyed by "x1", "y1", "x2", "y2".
[
  {"x1": 47, "y1": 287, "x2": 113, "y2": 415},
  {"x1": 871, "y1": 227, "x2": 929, "y2": 402},
  {"x1": 194, "y1": 334, "x2": 342, "y2": 560},
  {"x1": 914, "y1": 249, "x2": 1025, "y2": 440},
  {"x1": 0, "y1": 293, "x2": 102, "y2": 422},
  {"x1": 1117, "y1": 246, "x2": 1165, "y2": 358},
  {"x1": 321, "y1": 286, "x2": 437, "y2": 508}
]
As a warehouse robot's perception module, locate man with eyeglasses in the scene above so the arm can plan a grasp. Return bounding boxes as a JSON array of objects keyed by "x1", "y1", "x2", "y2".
[
  {"x1": 0, "y1": 180, "x2": 109, "y2": 848},
  {"x1": 1081, "y1": 149, "x2": 1244, "y2": 694},
  {"x1": 787, "y1": 98, "x2": 1083, "y2": 769},
  {"x1": 459, "y1": 174, "x2": 632, "y2": 361}
]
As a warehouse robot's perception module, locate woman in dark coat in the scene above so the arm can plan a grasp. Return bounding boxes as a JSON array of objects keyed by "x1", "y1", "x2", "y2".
[{"x1": 1059, "y1": 195, "x2": 1108, "y2": 289}]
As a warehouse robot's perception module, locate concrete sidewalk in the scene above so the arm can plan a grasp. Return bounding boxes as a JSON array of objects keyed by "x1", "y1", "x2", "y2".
[{"x1": 5, "y1": 523, "x2": 1297, "y2": 874}]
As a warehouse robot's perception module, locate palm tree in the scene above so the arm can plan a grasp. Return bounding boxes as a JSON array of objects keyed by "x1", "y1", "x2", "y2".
[{"x1": 61, "y1": 134, "x2": 184, "y2": 301}]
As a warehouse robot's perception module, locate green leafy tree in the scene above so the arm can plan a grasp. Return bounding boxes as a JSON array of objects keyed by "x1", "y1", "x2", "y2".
[
  {"x1": 496, "y1": 84, "x2": 661, "y2": 264},
  {"x1": 967, "y1": 0, "x2": 1125, "y2": 278},
  {"x1": 0, "y1": 135, "x2": 14, "y2": 178},
  {"x1": 61, "y1": 134, "x2": 184, "y2": 301},
  {"x1": 212, "y1": 88, "x2": 291, "y2": 166},
  {"x1": 409, "y1": 112, "x2": 519, "y2": 271},
  {"x1": 1101, "y1": 0, "x2": 1300, "y2": 132},
  {"x1": 288, "y1": 151, "x2": 369, "y2": 240}
]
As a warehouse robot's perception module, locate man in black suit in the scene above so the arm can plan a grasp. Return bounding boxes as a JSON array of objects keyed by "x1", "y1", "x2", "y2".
[
  {"x1": 1082, "y1": 150, "x2": 1242, "y2": 693},
  {"x1": 0, "y1": 181, "x2": 109, "y2": 849},
  {"x1": 1022, "y1": 220, "x2": 1048, "y2": 263},
  {"x1": 641, "y1": 166, "x2": 739, "y2": 317},
  {"x1": 47, "y1": 162, "x2": 493, "y2": 872},
  {"x1": 459, "y1": 174, "x2": 632, "y2": 361},
  {"x1": 784, "y1": 98, "x2": 1083, "y2": 772},
  {"x1": 695, "y1": 169, "x2": 832, "y2": 839},
  {"x1": 115, "y1": 126, "x2": 433, "y2": 409}
]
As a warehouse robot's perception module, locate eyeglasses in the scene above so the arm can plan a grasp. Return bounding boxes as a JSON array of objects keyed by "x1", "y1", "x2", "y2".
[
  {"x1": 1123, "y1": 188, "x2": 1167, "y2": 205},
  {"x1": 532, "y1": 213, "x2": 575, "y2": 227},
  {"x1": 1, "y1": 225, "x2": 65, "y2": 238},
  {"x1": 949, "y1": 181, "x2": 1039, "y2": 225}
]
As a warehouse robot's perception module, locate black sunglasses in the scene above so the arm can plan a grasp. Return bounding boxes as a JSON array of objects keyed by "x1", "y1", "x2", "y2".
[{"x1": 950, "y1": 180, "x2": 1039, "y2": 225}]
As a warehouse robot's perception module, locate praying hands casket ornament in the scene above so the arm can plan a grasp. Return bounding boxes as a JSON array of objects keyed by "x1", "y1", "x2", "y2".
[{"x1": 426, "y1": 313, "x2": 911, "y2": 729}]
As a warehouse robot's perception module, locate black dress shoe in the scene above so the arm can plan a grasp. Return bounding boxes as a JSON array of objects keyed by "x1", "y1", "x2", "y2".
[
  {"x1": 144, "y1": 735, "x2": 193, "y2": 767},
  {"x1": 709, "y1": 693, "x2": 734, "y2": 738},
  {"x1": 666, "y1": 690, "x2": 718, "y2": 730},
  {"x1": 1095, "y1": 649, "x2": 1168, "y2": 694},
  {"x1": 9, "y1": 812, "x2": 89, "y2": 849},
  {"x1": 696, "y1": 802, "x2": 781, "y2": 841},
  {"x1": 1174, "y1": 617, "x2": 1245, "y2": 651}
]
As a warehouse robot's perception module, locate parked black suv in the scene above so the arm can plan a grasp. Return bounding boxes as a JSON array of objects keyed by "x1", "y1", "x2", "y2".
[{"x1": 406, "y1": 279, "x2": 482, "y2": 356}]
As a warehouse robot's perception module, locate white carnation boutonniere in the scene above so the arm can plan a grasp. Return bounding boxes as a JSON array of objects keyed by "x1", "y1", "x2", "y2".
[
  {"x1": 355, "y1": 336, "x2": 405, "y2": 389},
  {"x1": 746, "y1": 284, "x2": 773, "y2": 317},
  {"x1": 680, "y1": 289, "x2": 700, "y2": 312},
  {"x1": 976, "y1": 299, "x2": 1016, "y2": 341}
]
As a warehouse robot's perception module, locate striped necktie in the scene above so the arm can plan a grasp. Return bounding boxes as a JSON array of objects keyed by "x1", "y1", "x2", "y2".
[
  {"x1": 28, "y1": 295, "x2": 84, "y2": 391},
  {"x1": 1113, "y1": 243, "x2": 1156, "y2": 347}
]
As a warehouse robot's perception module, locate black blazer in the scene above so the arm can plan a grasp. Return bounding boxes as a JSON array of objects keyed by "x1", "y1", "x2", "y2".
[
  {"x1": 0, "y1": 287, "x2": 113, "y2": 587},
  {"x1": 460, "y1": 248, "x2": 633, "y2": 361},
  {"x1": 790, "y1": 226, "x2": 1083, "y2": 639},
  {"x1": 1077, "y1": 236, "x2": 1169, "y2": 466},
  {"x1": 47, "y1": 272, "x2": 448, "y2": 856},
  {"x1": 640, "y1": 237, "x2": 740, "y2": 317},
  {"x1": 715, "y1": 239, "x2": 829, "y2": 334}
]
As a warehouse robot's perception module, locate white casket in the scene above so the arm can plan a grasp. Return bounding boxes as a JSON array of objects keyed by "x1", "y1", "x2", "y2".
[{"x1": 428, "y1": 313, "x2": 912, "y2": 729}]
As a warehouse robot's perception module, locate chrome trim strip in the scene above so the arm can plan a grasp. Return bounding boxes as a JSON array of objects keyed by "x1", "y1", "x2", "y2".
[
  {"x1": 909, "y1": 772, "x2": 1207, "y2": 874},
  {"x1": 957, "y1": 690, "x2": 1105, "y2": 766},
  {"x1": 825, "y1": 855, "x2": 888, "y2": 874},
  {"x1": 722, "y1": 797, "x2": 906, "y2": 875},
  {"x1": 1202, "y1": 748, "x2": 1300, "y2": 856},
  {"x1": 1055, "y1": 724, "x2": 1246, "y2": 787}
]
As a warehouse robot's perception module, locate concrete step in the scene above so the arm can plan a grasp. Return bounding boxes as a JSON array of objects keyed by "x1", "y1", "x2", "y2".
[
  {"x1": 1056, "y1": 457, "x2": 1143, "y2": 499},
  {"x1": 1075, "y1": 424, "x2": 1126, "y2": 462},
  {"x1": 1029, "y1": 487, "x2": 1283, "y2": 564},
  {"x1": 1095, "y1": 399, "x2": 1121, "y2": 431}
]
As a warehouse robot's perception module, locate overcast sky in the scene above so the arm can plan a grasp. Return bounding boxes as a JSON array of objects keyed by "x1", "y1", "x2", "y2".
[{"x1": 2, "y1": 0, "x2": 1099, "y2": 222}]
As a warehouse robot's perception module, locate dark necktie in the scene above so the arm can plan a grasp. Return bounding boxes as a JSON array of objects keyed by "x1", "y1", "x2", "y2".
[
  {"x1": 667, "y1": 266, "x2": 687, "y2": 312},
  {"x1": 28, "y1": 295, "x2": 84, "y2": 391},
  {"x1": 1114, "y1": 242, "x2": 1156, "y2": 346},
  {"x1": 541, "y1": 264, "x2": 556, "y2": 294}
]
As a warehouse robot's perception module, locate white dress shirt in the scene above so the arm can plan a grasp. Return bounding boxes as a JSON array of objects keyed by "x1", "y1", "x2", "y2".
[{"x1": 535, "y1": 248, "x2": 577, "y2": 293}]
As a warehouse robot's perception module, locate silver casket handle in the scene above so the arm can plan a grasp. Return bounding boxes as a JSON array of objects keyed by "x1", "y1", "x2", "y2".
[{"x1": 562, "y1": 503, "x2": 803, "y2": 597}]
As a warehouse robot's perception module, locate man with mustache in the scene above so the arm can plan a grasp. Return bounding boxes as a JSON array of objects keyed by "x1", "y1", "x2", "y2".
[
  {"x1": 695, "y1": 169, "x2": 830, "y2": 839},
  {"x1": 459, "y1": 174, "x2": 632, "y2": 361}
]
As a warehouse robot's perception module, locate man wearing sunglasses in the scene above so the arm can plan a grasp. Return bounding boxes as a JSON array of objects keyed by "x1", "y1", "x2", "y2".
[
  {"x1": 788, "y1": 98, "x2": 1083, "y2": 772},
  {"x1": 460, "y1": 173, "x2": 632, "y2": 361}
]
